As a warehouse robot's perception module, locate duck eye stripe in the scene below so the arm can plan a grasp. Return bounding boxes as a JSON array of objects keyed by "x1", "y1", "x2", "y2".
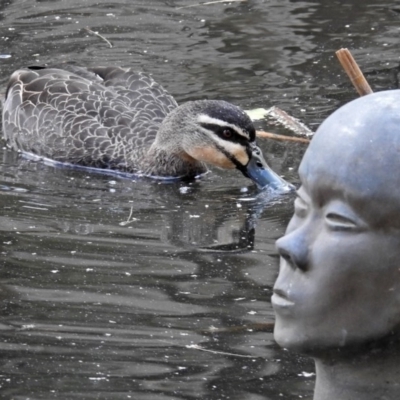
[{"x1": 199, "y1": 123, "x2": 248, "y2": 144}]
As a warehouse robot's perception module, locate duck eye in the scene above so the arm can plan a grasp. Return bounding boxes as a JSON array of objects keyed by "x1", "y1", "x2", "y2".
[{"x1": 222, "y1": 129, "x2": 232, "y2": 139}]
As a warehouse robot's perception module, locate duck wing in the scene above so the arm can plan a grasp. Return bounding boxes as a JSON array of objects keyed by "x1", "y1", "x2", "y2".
[{"x1": 2, "y1": 66, "x2": 178, "y2": 171}]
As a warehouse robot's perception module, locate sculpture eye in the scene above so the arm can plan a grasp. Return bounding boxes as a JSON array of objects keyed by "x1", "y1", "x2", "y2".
[
  {"x1": 222, "y1": 129, "x2": 233, "y2": 139},
  {"x1": 325, "y1": 213, "x2": 358, "y2": 231},
  {"x1": 323, "y1": 200, "x2": 367, "y2": 232}
]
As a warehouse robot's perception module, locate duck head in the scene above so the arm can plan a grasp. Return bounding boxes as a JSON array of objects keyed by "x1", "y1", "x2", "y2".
[{"x1": 155, "y1": 100, "x2": 294, "y2": 191}]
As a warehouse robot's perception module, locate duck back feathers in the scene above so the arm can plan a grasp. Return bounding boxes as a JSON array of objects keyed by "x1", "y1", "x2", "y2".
[{"x1": 3, "y1": 65, "x2": 181, "y2": 173}]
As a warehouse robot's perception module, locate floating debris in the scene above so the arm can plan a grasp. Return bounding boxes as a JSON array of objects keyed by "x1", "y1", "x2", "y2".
[
  {"x1": 246, "y1": 107, "x2": 312, "y2": 143},
  {"x1": 263, "y1": 106, "x2": 313, "y2": 137}
]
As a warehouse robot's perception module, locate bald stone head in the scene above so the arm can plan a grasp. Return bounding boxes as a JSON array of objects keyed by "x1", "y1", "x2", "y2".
[
  {"x1": 272, "y1": 90, "x2": 400, "y2": 355},
  {"x1": 302, "y1": 90, "x2": 400, "y2": 229}
]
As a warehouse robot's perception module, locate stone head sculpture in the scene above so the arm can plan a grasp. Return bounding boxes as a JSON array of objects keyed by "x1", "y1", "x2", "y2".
[{"x1": 272, "y1": 90, "x2": 400, "y2": 400}]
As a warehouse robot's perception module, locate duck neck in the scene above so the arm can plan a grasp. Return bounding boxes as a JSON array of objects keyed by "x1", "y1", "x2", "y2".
[
  {"x1": 142, "y1": 143, "x2": 207, "y2": 178},
  {"x1": 140, "y1": 104, "x2": 207, "y2": 178}
]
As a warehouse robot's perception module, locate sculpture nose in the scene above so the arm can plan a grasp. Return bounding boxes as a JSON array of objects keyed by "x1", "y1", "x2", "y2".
[{"x1": 276, "y1": 231, "x2": 309, "y2": 272}]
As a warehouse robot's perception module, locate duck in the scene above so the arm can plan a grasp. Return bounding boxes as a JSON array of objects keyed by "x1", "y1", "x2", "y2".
[{"x1": 2, "y1": 64, "x2": 291, "y2": 190}]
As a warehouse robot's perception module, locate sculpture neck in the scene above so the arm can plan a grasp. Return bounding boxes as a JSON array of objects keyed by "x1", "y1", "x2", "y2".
[{"x1": 313, "y1": 338, "x2": 400, "y2": 400}]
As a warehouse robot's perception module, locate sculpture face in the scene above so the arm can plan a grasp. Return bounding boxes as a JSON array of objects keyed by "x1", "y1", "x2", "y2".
[{"x1": 273, "y1": 90, "x2": 400, "y2": 354}]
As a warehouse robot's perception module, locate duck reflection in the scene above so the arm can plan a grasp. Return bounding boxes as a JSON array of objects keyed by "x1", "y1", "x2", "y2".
[{"x1": 153, "y1": 182, "x2": 293, "y2": 253}]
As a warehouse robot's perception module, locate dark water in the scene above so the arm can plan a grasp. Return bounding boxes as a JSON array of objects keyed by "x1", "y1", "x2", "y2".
[{"x1": 0, "y1": 1, "x2": 399, "y2": 399}]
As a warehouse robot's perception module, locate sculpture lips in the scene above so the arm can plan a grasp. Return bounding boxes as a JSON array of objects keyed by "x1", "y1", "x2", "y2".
[{"x1": 271, "y1": 289, "x2": 295, "y2": 308}]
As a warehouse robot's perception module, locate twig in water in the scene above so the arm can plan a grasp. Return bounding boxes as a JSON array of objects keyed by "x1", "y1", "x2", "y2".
[
  {"x1": 201, "y1": 321, "x2": 275, "y2": 335},
  {"x1": 85, "y1": 27, "x2": 113, "y2": 48},
  {"x1": 186, "y1": 344, "x2": 263, "y2": 358},
  {"x1": 119, "y1": 206, "x2": 138, "y2": 226},
  {"x1": 177, "y1": 0, "x2": 246, "y2": 10},
  {"x1": 256, "y1": 130, "x2": 310, "y2": 144}
]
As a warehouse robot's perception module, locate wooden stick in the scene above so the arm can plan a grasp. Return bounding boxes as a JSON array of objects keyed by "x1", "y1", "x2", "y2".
[
  {"x1": 256, "y1": 130, "x2": 310, "y2": 144},
  {"x1": 336, "y1": 48, "x2": 373, "y2": 96}
]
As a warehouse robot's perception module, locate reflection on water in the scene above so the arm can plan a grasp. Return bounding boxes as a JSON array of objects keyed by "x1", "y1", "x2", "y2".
[
  {"x1": 0, "y1": 146, "x2": 303, "y2": 399},
  {"x1": 0, "y1": 0, "x2": 399, "y2": 398}
]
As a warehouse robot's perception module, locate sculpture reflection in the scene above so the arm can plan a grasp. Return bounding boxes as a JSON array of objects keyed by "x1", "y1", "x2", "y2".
[{"x1": 272, "y1": 90, "x2": 400, "y2": 400}]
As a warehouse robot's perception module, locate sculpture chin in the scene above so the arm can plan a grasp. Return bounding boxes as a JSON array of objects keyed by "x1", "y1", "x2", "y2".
[
  {"x1": 273, "y1": 323, "x2": 338, "y2": 356},
  {"x1": 274, "y1": 315, "x2": 400, "y2": 357}
]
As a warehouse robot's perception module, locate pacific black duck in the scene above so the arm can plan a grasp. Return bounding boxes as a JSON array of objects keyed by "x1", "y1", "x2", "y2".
[{"x1": 2, "y1": 65, "x2": 291, "y2": 189}]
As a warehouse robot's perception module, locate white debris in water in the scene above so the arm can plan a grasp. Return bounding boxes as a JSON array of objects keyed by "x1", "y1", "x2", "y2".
[
  {"x1": 244, "y1": 108, "x2": 269, "y2": 121},
  {"x1": 298, "y1": 371, "x2": 315, "y2": 378},
  {"x1": 179, "y1": 186, "x2": 190, "y2": 194},
  {"x1": 51, "y1": 270, "x2": 59, "y2": 274},
  {"x1": 248, "y1": 311, "x2": 257, "y2": 315},
  {"x1": 240, "y1": 197, "x2": 256, "y2": 202},
  {"x1": 208, "y1": 326, "x2": 218, "y2": 332},
  {"x1": 189, "y1": 214, "x2": 200, "y2": 218},
  {"x1": 21, "y1": 324, "x2": 35, "y2": 330}
]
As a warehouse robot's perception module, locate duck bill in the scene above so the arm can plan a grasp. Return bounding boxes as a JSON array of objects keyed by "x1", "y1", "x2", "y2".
[{"x1": 243, "y1": 145, "x2": 294, "y2": 191}]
